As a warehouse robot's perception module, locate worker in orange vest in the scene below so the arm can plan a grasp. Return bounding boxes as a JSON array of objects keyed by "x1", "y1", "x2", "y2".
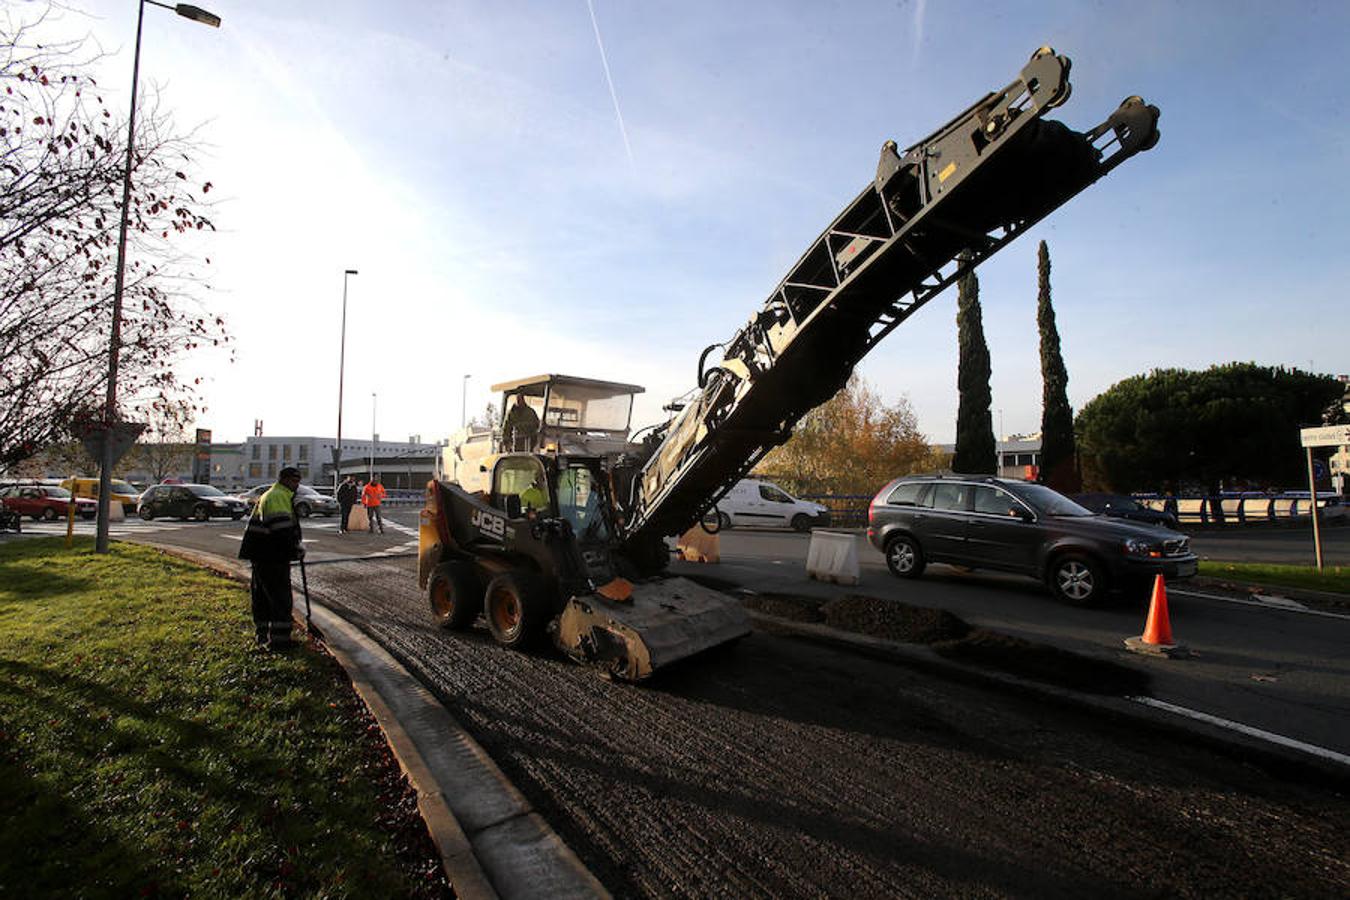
[{"x1": 361, "y1": 475, "x2": 387, "y2": 534}]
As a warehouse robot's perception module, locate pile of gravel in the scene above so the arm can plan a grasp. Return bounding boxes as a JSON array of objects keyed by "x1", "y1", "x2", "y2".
[
  {"x1": 741, "y1": 590, "x2": 1150, "y2": 696},
  {"x1": 821, "y1": 594, "x2": 971, "y2": 644},
  {"x1": 739, "y1": 592, "x2": 826, "y2": 623}
]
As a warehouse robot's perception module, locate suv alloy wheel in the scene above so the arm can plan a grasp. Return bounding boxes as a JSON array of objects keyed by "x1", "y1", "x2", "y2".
[
  {"x1": 885, "y1": 534, "x2": 926, "y2": 578},
  {"x1": 1048, "y1": 553, "x2": 1105, "y2": 606}
]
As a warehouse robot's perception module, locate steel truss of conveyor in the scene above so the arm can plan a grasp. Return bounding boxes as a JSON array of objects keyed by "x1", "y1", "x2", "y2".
[{"x1": 622, "y1": 48, "x2": 1160, "y2": 549}]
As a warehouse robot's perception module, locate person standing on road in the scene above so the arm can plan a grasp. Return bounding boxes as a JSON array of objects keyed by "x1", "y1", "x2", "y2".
[
  {"x1": 238, "y1": 466, "x2": 304, "y2": 650},
  {"x1": 336, "y1": 475, "x2": 358, "y2": 534},
  {"x1": 362, "y1": 475, "x2": 386, "y2": 534}
]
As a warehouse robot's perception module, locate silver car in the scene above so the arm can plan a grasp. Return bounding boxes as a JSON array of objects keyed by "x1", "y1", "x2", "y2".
[{"x1": 239, "y1": 483, "x2": 337, "y2": 518}]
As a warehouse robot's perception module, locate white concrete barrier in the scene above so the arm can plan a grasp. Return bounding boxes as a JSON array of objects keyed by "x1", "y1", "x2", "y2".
[
  {"x1": 108, "y1": 500, "x2": 124, "y2": 522},
  {"x1": 806, "y1": 530, "x2": 860, "y2": 585}
]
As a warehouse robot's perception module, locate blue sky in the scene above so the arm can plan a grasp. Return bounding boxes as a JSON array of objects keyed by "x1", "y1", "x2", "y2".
[{"x1": 38, "y1": 1, "x2": 1350, "y2": 444}]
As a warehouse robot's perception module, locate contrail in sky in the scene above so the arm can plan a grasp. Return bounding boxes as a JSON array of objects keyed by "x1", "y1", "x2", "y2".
[
  {"x1": 912, "y1": 0, "x2": 926, "y2": 68},
  {"x1": 585, "y1": 0, "x2": 635, "y2": 167}
]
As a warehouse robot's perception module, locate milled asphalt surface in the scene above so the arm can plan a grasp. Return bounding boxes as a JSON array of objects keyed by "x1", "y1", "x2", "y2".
[{"x1": 7, "y1": 518, "x2": 1349, "y2": 896}]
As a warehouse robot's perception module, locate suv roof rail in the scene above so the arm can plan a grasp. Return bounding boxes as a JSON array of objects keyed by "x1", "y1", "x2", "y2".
[{"x1": 927, "y1": 471, "x2": 1003, "y2": 482}]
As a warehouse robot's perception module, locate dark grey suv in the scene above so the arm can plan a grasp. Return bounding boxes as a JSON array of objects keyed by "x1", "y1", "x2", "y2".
[{"x1": 867, "y1": 475, "x2": 1197, "y2": 605}]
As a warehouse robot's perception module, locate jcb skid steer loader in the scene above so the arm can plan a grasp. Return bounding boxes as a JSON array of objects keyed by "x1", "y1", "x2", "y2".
[{"x1": 419, "y1": 428, "x2": 749, "y2": 681}]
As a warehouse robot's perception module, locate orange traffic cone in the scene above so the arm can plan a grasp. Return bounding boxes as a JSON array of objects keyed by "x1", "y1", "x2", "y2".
[{"x1": 1124, "y1": 574, "x2": 1188, "y2": 657}]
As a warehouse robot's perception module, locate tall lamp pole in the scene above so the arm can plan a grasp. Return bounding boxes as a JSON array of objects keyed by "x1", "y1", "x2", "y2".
[
  {"x1": 97, "y1": 1, "x2": 221, "y2": 555},
  {"x1": 334, "y1": 268, "x2": 358, "y2": 489},
  {"x1": 370, "y1": 392, "x2": 377, "y2": 482},
  {"x1": 461, "y1": 374, "x2": 471, "y2": 429}
]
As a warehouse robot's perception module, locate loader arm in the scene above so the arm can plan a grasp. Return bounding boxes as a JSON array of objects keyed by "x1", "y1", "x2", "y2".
[{"x1": 620, "y1": 48, "x2": 1160, "y2": 551}]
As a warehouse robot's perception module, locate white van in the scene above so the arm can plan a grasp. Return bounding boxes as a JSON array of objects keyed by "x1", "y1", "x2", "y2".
[{"x1": 707, "y1": 479, "x2": 830, "y2": 532}]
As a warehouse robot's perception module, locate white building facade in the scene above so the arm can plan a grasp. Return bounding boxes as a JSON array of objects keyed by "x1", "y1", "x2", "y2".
[{"x1": 212, "y1": 435, "x2": 439, "y2": 490}]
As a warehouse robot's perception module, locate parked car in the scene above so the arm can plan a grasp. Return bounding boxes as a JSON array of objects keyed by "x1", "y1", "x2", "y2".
[
  {"x1": 61, "y1": 476, "x2": 140, "y2": 513},
  {"x1": 1072, "y1": 492, "x2": 1179, "y2": 529},
  {"x1": 867, "y1": 474, "x2": 1197, "y2": 605},
  {"x1": 0, "y1": 484, "x2": 97, "y2": 520},
  {"x1": 138, "y1": 483, "x2": 247, "y2": 521},
  {"x1": 704, "y1": 478, "x2": 831, "y2": 532},
  {"x1": 238, "y1": 483, "x2": 337, "y2": 518}
]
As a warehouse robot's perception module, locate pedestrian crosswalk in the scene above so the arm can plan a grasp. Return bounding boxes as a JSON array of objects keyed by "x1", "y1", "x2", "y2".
[
  {"x1": 13, "y1": 520, "x2": 222, "y2": 537},
  {"x1": 1, "y1": 512, "x2": 421, "y2": 558}
]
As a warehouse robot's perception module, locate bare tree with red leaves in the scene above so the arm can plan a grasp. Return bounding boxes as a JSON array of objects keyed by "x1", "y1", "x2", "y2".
[{"x1": 0, "y1": 5, "x2": 230, "y2": 471}]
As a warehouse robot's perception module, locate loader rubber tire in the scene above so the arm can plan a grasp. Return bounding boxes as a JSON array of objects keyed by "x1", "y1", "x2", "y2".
[
  {"x1": 485, "y1": 571, "x2": 549, "y2": 650},
  {"x1": 428, "y1": 561, "x2": 481, "y2": 631}
]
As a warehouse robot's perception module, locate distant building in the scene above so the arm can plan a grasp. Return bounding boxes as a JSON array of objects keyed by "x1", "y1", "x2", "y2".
[
  {"x1": 5, "y1": 433, "x2": 442, "y2": 492},
  {"x1": 933, "y1": 437, "x2": 1042, "y2": 481},
  {"x1": 231, "y1": 435, "x2": 440, "y2": 489}
]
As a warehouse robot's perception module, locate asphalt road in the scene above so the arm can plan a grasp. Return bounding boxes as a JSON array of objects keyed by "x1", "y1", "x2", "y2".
[
  {"x1": 14, "y1": 512, "x2": 1350, "y2": 756},
  {"x1": 308, "y1": 555, "x2": 1350, "y2": 898},
  {"x1": 685, "y1": 525, "x2": 1350, "y2": 758},
  {"x1": 9, "y1": 511, "x2": 1349, "y2": 896}
]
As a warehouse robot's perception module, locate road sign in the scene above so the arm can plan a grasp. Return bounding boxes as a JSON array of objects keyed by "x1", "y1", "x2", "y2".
[
  {"x1": 1299, "y1": 425, "x2": 1350, "y2": 448},
  {"x1": 80, "y1": 421, "x2": 146, "y2": 467},
  {"x1": 193, "y1": 428, "x2": 213, "y2": 484}
]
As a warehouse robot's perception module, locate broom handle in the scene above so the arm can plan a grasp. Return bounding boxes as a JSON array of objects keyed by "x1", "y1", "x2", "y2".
[{"x1": 300, "y1": 556, "x2": 311, "y2": 624}]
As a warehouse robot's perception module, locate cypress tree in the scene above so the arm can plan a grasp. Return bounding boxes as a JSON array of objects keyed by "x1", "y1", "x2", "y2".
[
  {"x1": 953, "y1": 253, "x2": 997, "y2": 474},
  {"x1": 1036, "y1": 241, "x2": 1079, "y2": 491}
]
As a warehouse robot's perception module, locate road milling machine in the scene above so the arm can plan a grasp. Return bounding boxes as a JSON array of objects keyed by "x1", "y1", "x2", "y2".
[{"x1": 419, "y1": 48, "x2": 1160, "y2": 680}]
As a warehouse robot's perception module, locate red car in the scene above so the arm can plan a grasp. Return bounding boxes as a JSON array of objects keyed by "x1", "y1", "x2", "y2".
[{"x1": 0, "y1": 485, "x2": 98, "y2": 520}]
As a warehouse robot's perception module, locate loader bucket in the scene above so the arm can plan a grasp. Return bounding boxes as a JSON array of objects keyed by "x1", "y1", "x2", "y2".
[{"x1": 553, "y1": 576, "x2": 751, "y2": 681}]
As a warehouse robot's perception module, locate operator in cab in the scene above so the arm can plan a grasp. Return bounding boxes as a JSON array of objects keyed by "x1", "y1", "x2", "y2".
[
  {"x1": 503, "y1": 394, "x2": 540, "y2": 451},
  {"x1": 519, "y1": 472, "x2": 550, "y2": 515}
]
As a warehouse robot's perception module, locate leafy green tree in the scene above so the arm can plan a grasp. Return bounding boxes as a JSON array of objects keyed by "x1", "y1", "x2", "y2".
[
  {"x1": 1036, "y1": 241, "x2": 1078, "y2": 491},
  {"x1": 953, "y1": 254, "x2": 996, "y2": 474},
  {"x1": 755, "y1": 374, "x2": 936, "y2": 496},
  {"x1": 1076, "y1": 363, "x2": 1343, "y2": 492}
]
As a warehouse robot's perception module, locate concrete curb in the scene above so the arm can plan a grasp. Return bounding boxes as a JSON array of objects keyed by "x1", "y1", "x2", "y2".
[
  {"x1": 749, "y1": 610, "x2": 1350, "y2": 790},
  {"x1": 1188, "y1": 575, "x2": 1350, "y2": 609},
  {"x1": 140, "y1": 542, "x2": 609, "y2": 899}
]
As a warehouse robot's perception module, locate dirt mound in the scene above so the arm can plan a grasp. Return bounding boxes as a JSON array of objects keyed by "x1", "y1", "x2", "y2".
[
  {"x1": 743, "y1": 591, "x2": 1149, "y2": 696},
  {"x1": 740, "y1": 592, "x2": 826, "y2": 622},
  {"x1": 822, "y1": 594, "x2": 971, "y2": 643}
]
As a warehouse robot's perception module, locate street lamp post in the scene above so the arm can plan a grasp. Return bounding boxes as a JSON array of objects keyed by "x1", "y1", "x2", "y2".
[
  {"x1": 334, "y1": 268, "x2": 358, "y2": 489},
  {"x1": 461, "y1": 374, "x2": 471, "y2": 429},
  {"x1": 96, "y1": 1, "x2": 221, "y2": 555}
]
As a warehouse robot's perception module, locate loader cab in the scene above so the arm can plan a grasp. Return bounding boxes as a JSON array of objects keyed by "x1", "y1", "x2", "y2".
[
  {"x1": 486, "y1": 452, "x2": 620, "y2": 589},
  {"x1": 492, "y1": 454, "x2": 552, "y2": 517},
  {"x1": 554, "y1": 461, "x2": 611, "y2": 544},
  {"x1": 490, "y1": 454, "x2": 614, "y2": 544}
]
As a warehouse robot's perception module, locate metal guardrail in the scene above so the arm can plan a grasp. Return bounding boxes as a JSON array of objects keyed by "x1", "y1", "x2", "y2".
[
  {"x1": 800, "y1": 491, "x2": 1347, "y2": 529},
  {"x1": 801, "y1": 494, "x2": 872, "y2": 528},
  {"x1": 1135, "y1": 493, "x2": 1346, "y2": 525}
]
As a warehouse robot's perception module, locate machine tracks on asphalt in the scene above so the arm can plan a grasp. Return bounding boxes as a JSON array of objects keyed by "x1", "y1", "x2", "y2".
[{"x1": 301, "y1": 559, "x2": 1350, "y2": 898}]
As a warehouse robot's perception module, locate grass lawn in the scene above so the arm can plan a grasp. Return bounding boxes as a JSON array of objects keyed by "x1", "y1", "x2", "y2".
[
  {"x1": 1198, "y1": 560, "x2": 1350, "y2": 596},
  {"x1": 0, "y1": 538, "x2": 449, "y2": 898}
]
